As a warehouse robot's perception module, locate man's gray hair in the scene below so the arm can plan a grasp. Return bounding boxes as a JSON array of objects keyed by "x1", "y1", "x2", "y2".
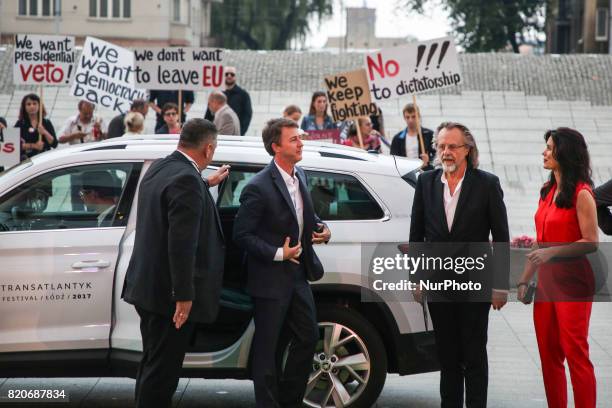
[
  {"x1": 179, "y1": 118, "x2": 217, "y2": 149},
  {"x1": 433, "y1": 121, "x2": 480, "y2": 169},
  {"x1": 209, "y1": 91, "x2": 227, "y2": 104}
]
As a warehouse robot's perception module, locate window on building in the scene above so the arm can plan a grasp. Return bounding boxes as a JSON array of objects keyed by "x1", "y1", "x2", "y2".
[
  {"x1": 595, "y1": 8, "x2": 609, "y2": 42},
  {"x1": 18, "y1": 0, "x2": 61, "y2": 16},
  {"x1": 173, "y1": 0, "x2": 181, "y2": 22},
  {"x1": 89, "y1": 0, "x2": 130, "y2": 18}
]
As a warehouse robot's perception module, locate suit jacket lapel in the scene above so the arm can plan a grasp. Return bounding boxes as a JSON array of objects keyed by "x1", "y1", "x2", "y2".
[
  {"x1": 204, "y1": 186, "x2": 224, "y2": 240},
  {"x1": 450, "y1": 168, "x2": 474, "y2": 234},
  {"x1": 296, "y1": 168, "x2": 313, "y2": 219},
  {"x1": 269, "y1": 161, "x2": 299, "y2": 223},
  {"x1": 434, "y1": 171, "x2": 450, "y2": 236}
]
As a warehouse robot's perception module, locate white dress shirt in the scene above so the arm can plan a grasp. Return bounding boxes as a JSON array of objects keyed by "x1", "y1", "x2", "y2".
[
  {"x1": 274, "y1": 160, "x2": 304, "y2": 261},
  {"x1": 441, "y1": 169, "x2": 507, "y2": 294},
  {"x1": 440, "y1": 171, "x2": 465, "y2": 232}
]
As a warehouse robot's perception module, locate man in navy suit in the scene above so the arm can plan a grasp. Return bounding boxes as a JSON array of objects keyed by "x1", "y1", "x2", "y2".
[{"x1": 233, "y1": 118, "x2": 331, "y2": 407}]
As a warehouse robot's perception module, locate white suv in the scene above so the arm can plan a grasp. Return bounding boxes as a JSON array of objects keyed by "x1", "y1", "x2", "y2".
[{"x1": 0, "y1": 136, "x2": 438, "y2": 408}]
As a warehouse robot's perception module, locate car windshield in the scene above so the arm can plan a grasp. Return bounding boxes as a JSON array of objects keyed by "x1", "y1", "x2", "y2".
[{"x1": 0, "y1": 159, "x2": 33, "y2": 180}]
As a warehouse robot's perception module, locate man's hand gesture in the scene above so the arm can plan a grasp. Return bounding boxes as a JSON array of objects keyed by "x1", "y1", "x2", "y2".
[{"x1": 283, "y1": 236, "x2": 302, "y2": 264}]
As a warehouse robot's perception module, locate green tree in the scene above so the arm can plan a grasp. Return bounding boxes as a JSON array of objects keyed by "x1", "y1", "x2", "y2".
[
  {"x1": 211, "y1": 0, "x2": 333, "y2": 50},
  {"x1": 401, "y1": 0, "x2": 546, "y2": 52}
]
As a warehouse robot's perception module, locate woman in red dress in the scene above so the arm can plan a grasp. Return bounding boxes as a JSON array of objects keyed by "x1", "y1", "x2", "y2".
[{"x1": 518, "y1": 127, "x2": 599, "y2": 408}]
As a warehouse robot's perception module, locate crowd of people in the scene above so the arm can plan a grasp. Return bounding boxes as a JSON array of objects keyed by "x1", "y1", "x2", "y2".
[{"x1": 0, "y1": 63, "x2": 445, "y2": 173}]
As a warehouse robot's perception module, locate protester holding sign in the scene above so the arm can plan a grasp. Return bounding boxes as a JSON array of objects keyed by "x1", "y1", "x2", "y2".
[
  {"x1": 391, "y1": 103, "x2": 435, "y2": 169},
  {"x1": 345, "y1": 118, "x2": 388, "y2": 152},
  {"x1": 301, "y1": 91, "x2": 336, "y2": 131},
  {"x1": 59, "y1": 100, "x2": 107, "y2": 144},
  {"x1": 14, "y1": 93, "x2": 57, "y2": 159},
  {"x1": 149, "y1": 90, "x2": 194, "y2": 132},
  {"x1": 155, "y1": 103, "x2": 182, "y2": 135}
]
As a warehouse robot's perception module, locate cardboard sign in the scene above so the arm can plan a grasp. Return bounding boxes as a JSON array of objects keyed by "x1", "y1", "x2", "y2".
[
  {"x1": 70, "y1": 37, "x2": 146, "y2": 114},
  {"x1": 301, "y1": 129, "x2": 341, "y2": 144},
  {"x1": 133, "y1": 47, "x2": 224, "y2": 90},
  {"x1": 13, "y1": 34, "x2": 76, "y2": 85},
  {"x1": 324, "y1": 69, "x2": 375, "y2": 122},
  {"x1": 364, "y1": 36, "x2": 462, "y2": 101},
  {"x1": 0, "y1": 127, "x2": 20, "y2": 171}
]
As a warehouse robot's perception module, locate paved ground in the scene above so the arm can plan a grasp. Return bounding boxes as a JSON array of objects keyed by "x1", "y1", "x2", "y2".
[{"x1": 2, "y1": 301, "x2": 612, "y2": 407}]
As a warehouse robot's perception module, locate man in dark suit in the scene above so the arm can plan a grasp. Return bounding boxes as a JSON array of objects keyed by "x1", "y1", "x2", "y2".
[
  {"x1": 390, "y1": 103, "x2": 435, "y2": 170},
  {"x1": 595, "y1": 179, "x2": 612, "y2": 235},
  {"x1": 409, "y1": 122, "x2": 510, "y2": 408},
  {"x1": 233, "y1": 118, "x2": 331, "y2": 407},
  {"x1": 122, "y1": 118, "x2": 230, "y2": 408}
]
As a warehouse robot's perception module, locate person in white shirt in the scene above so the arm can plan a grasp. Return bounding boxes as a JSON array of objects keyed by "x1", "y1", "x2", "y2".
[
  {"x1": 233, "y1": 118, "x2": 331, "y2": 407},
  {"x1": 390, "y1": 103, "x2": 436, "y2": 169},
  {"x1": 409, "y1": 121, "x2": 510, "y2": 408},
  {"x1": 59, "y1": 100, "x2": 107, "y2": 144}
]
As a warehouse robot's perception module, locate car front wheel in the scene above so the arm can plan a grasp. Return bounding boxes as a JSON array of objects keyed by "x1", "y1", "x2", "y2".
[{"x1": 298, "y1": 305, "x2": 388, "y2": 408}]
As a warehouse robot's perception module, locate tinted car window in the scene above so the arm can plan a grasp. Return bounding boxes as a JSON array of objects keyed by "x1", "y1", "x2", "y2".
[
  {"x1": 305, "y1": 170, "x2": 384, "y2": 220},
  {"x1": 218, "y1": 167, "x2": 384, "y2": 221},
  {"x1": 0, "y1": 163, "x2": 137, "y2": 231}
]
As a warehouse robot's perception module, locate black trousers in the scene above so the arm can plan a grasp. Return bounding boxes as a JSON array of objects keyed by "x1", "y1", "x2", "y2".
[
  {"x1": 135, "y1": 307, "x2": 194, "y2": 408},
  {"x1": 428, "y1": 301, "x2": 491, "y2": 408},
  {"x1": 252, "y1": 283, "x2": 319, "y2": 408}
]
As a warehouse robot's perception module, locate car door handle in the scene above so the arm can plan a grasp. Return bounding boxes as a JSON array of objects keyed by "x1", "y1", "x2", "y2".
[{"x1": 72, "y1": 260, "x2": 111, "y2": 269}]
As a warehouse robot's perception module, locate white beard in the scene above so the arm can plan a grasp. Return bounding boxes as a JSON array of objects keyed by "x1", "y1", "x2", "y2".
[{"x1": 442, "y1": 162, "x2": 457, "y2": 173}]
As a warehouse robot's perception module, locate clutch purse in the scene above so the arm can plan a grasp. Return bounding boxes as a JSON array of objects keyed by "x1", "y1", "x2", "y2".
[{"x1": 519, "y1": 281, "x2": 537, "y2": 304}]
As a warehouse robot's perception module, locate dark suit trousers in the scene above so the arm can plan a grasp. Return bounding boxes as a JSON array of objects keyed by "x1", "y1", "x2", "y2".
[
  {"x1": 135, "y1": 307, "x2": 194, "y2": 408},
  {"x1": 428, "y1": 301, "x2": 491, "y2": 408},
  {"x1": 251, "y1": 272, "x2": 319, "y2": 408}
]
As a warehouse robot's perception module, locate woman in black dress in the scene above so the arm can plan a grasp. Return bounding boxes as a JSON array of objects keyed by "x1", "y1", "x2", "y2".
[{"x1": 14, "y1": 93, "x2": 57, "y2": 160}]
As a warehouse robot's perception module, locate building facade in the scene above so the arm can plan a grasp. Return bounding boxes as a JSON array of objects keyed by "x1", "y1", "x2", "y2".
[
  {"x1": 0, "y1": 0, "x2": 220, "y2": 46},
  {"x1": 546, "y1": 0, "x2": 611, "y2": 53},
  {"x1": 324, "y1": 7, "x2": 415, "y2": 51}
]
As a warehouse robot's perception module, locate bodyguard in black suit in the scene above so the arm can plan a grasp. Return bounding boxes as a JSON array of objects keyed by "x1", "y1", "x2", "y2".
[
  {"x1": 234, "y1": 118, "x2": 331, "y2": 407},
  {"x1": 122, "y1": 119, "x2": 230, "y2": 408},
  {"x1": 409, "y1": 122, "x2": 510, "y2": 408}
]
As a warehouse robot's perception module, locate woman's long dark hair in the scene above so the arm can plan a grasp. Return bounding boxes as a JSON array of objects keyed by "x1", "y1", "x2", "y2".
[
  {"x1": 540, "y1": 127, "x2": 593, "y2": 208},
  {"x1": 308, "y1": 91, "x2": 328, "y2": 116},
  {"x1": 18, "y1": 93, "x2": 47, "y2": 122}
]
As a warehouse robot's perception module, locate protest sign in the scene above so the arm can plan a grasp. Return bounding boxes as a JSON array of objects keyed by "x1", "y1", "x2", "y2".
[
  {"x1": 13, "y1": 34, "x2": 76, "y2": 85},
  {"x1": 302, "y1": 129, "x2": 341, "y2": 144},
  {"x1": 133, "y1": 47, "x2": 224, "y2": 90},
  {"x1": 0, "y1": 127, "x2": 20, "y2": 172},
  {"x1": 70, "y1": 37, "x2": 146, "y2": 114},
  {"x1": 364, "y1": 37, "x2": 462, "y2": 101},
  {"x1": 324, "y1": 69, "x2": 375, "y2": 123}
]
